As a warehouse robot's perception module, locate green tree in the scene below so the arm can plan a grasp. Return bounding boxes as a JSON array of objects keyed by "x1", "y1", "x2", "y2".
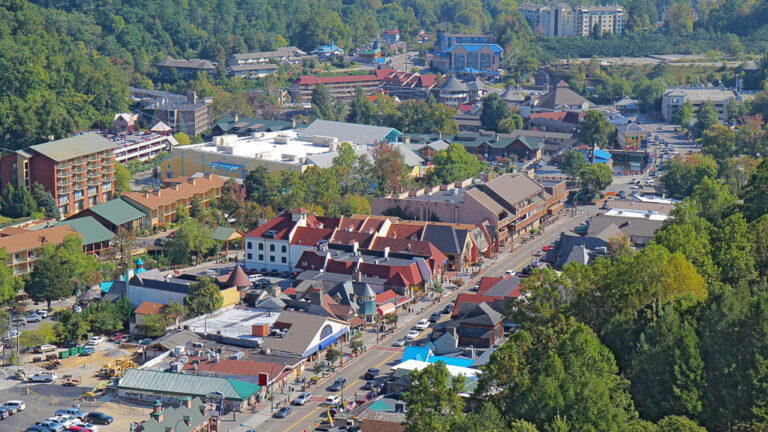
[
  {"x1": 481, "y1": 93, "x2": 510, "y2": 132},
  {"x1": 347, "y1": 86, "x2": 376, "y2": 124},
  {"x1": 673, "y1": 101, "x2": 694, "y2": 130},
  {"x1": 54, "y1": 308, "x2": 90, "y2": 343},
  {"x1": 114, "y1": 163, "x2": 131, "y2": 195},
  {"x1": 342, "y1": 194, "x2": 371, "y2": 216},
  {"x1": 402, "y1": 362, "x2": 466, "y2": 432},
  {"x1": 184, "y1": 276, "x2": 223, "y2": 316},
  {"x1": 664, "y1": 3, "x2": 694, "y2": 34},
  {"x1": 18, "y1": 323, "x2": 57, "y2": 349},
  {"x1": 30, "y1": 182, "x2": 60, "y2": 219},
  {"x1": 166, "y1": 219, "x2": 214, "y2": 265},
  {"x1": 711, "y1": 213, "x2": 756, "y2": 285},
  {"x1": 0, "y1": 184, "x2": 37, "y2": 218},
  {"x1": 0, "y1": 248, "x2": 18, "y2": 303},
  {"x1": 325, "y1": 347, "x2": 341, "y2": 366},
  {"x1": 173, "y1": 132, "x2": 191, "y2": 146},
  {"x1": 498, "y1": 113, "x2": 524, "y2": 133},
  {"x1": 580, "y1": 110, "x2": 614, "y2": 148},
  {"x1": 428, "y1": 143, "x2": 484, "y2": 185},
  {"x1": 656, "y1": 415, "x2": 706, "y2": 432},
  {"x1": 579, "y1": 163, "x2": 613, "y2": 198},
  {"x1": 455, "y1": 402, "x2": 509, "y2": 432},
  {"x1": 312, "y1": 84, "x2": 338, "y2": 120},
  {"x1": 694, "y1": 101, "x2": 720, "y2": 137},
  {"x1": 137, "y1": 312, "x2": 173, "y2": 337},
  {"x1": 27, "y1": 244, "x2": 74, "y2": 310},
  {"x1": 561, "y1": 150, "x2": 589, "y2": 180},
  {"x1": 742, "y1": 158, "x2": 768, "y2": 221},
  {"x1": 661, "y1": 154, "x2": 718, "y2": 197},
  {"x1": 371, "y1": 141, "x2": 407, "y2": 195},
  {"x1": 689, "y1": 177, "x2": 738, "y2": 225}
]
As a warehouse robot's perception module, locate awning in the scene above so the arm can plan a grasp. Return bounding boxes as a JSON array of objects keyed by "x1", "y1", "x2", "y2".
[
  {"x1": 378, "y1": 303, "x2": 396, "y2": 316},
  {"x1": 318, "y1": 336, "x2": 339, "y2": 350}
]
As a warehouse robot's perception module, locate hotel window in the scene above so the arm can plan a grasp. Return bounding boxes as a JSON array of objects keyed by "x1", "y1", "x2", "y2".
[
  {"x1": 102, "y1": 192, "x2": 111, "y2": 202},
  {"x1": 270, "y1": 256, "x2": 275, "y2": 262},
  {"x1": 258, "y1": 243, "x2": 264, "y2": 250},
  {"x1": 281, "y1": 257, "x2": 287, "y2": 264},
  {"x1": 73, "y1": 190, "x2": 84, "y2": 200},
  {"x1": 58, "y1": 196, "x2": 69, "y2": 205},
  {"x1": 281, "y1": 245, "x2": 287, "y2": 253},
  {"x1": 102, "y1": 182, "x2": 112, "y2": 192},
  {"x1": 247, "y1": 242, "x2": 253, "y2": 249},
  {"x1": 258, "y1": 254, "x2": 264, "y2": 261},
  {"x1": 269, "y1": 244, "x2": 275, "y2": 252},
  {"x1": 88, "y1": 186, "x2": 98, "y2": 196},
  {"x1": 247, "y1": 253, "x2": 252, "y2": 260}
]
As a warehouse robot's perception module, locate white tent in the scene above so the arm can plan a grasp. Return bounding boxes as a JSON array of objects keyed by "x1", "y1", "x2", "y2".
[{"x1": 391, "y1": 359, "x2": 481, "y2": 379}]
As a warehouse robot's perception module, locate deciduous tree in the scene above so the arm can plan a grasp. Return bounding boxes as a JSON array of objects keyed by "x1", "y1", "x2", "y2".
[
  {"x1": 580, "y1": 110, "x2": 614, "y2": 148},
  {"x1": 403, "y1": 362, "x2": 466, "y2": 432},
  {"x1": 184, "y1": 277, "x2": 223, "y2": 316}
]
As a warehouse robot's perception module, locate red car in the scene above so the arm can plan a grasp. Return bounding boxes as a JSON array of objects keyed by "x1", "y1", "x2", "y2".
[
  {"x1": 68, "y1": 427, "x2": 94, "y2": 432},
  {"x1": 112, "y1": 333, "x2": 127, "y2": 343},
  {"x1": 541, "y1": 245, "x2": 553, "y2": 252}
]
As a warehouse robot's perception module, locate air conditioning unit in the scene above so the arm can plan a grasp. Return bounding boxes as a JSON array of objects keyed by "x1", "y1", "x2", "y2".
[{"x1": 274, "y1": 135, "x2": 289, "y2": 144}]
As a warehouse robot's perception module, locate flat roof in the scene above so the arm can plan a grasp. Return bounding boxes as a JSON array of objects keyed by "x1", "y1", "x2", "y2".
[
  {"x1": 29, "y1": 133, "x2": 116, "y2": 162},
  {"x1": 191, "y1": 130, "x2": 332, "y2": 164},
  {"x1": 186, "y1": 307, "x2": 281, "y2": 343}
]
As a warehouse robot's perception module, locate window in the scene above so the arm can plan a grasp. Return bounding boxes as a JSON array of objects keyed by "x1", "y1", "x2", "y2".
[
  {"x1": 58, "y1": 195, "x2": 69, "y2": 205},
  {"x1": 269, "y1": 244, "x2": 275, "y2": 252},
  {"x1": 74, "y1": 200, "x2": 84, "y2": 211},
  {"x1": 73, "y1": 190, "x2": 84, "y2": 200},
  {"x1": 258, "y1": 243, "x2": 264, "y2": 250},
  {"x1": 281, "y1": 257, "x2": 287, "y2": 264},
  {"x1": 269, "y1": 256, "x2": 275, "y2": 262},
  {"x1": 102, "y1": 192, "x2": 111, "y2": 202},
  {"x1": 102, "y1": 182, "x2": 112, "y2": 192},
  {"x1": 258, "y1": 254, "x2": 264, "y2": 261},
  {"x1": 14, "y1": 254, "x2": 20, "y2": 261},
  {"x1": 247, "y1": 253, "x2": 252, "y2": 260},
  {"x1": 281, "y1": 245, "x2": 287, "y2": 253},
  {"x1": 88, "y1": 186, "x2": 98, "y2": 196},
  {"x1": 28, "y1": 250, "x2": 34, "y2": 258}
]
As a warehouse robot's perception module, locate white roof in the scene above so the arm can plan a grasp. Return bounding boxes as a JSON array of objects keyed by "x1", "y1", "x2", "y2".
[
  {"x1": 192, "y1": 130, "x2": 335, "y2": 164},
  {"x1": 632, "y1": 194, "x2": 679, "y2": 204},
  {"x1": 603, "y1": 208, "x2": 669, "y2": 221},
  {"x1": 186, "y1": 307, "x2": 281, "y2": 343},
  {"x1": 391, "y1": 359, "x2": 481, "y2": 378}
]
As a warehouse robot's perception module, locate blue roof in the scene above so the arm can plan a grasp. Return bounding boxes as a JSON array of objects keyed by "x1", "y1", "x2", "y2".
[
  {"x1": 135, "y1": 257, "x2": 144, "y2": 266},
  {"x1": 100, "y1": 281, "x2": 114, "y2": 293},
  {"x1": 402, "y1": 346, "x2": 432, "y2": 362},
  {"x1": 594, "y1": 148, "x2": 612, "y2": 160},
  {"x1": 428, "y1": 356, "x2": 476, "y2": 368},
  {"x1": 446, "y1": 43, "x2": 503, "y2": 54}
]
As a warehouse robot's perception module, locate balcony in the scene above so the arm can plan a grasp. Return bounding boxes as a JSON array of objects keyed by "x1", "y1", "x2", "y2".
[
  {"x1": 87, "y1": 162, "x2": 99, "y2": 170},
  {"x1": 58, "y1": 161, "x2": 72, "y2": 168},
  {"x1": 87, "y1": 155, "x2": 99, "y2": 162},
  {"x1": 57, "y1": 177, "x2": 72, "y2": 186},
  {"x1": 102, "y1": 167, "x2": 115, "y2": 174},
  {"x1": 72, "y1": 174, "x2": 85, "y2": 182},
  {"x1": 57, "y1": 185, "x2": 71, "y2": 194},
  {"x1": 73, "y1": 179, "x2": 85, "y2": 188},
  {"x1": 88, "y1": 170, "x2": 100, "y2": 178},
  {"x1": 72, "y1": 167, "x2": 86, "y2": 174},
  {"x1": 88, "y1": 179, "x2": 100, "y2": 187},
  {"x1": 57, "y1": 170, "x2": 69, "y2": 178}
]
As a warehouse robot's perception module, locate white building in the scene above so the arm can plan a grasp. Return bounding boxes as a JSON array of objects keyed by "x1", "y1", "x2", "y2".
[
  {"x1": 520, "y1": 3, "x2": 625, "y2": 37},
  {"x1": 103, "y1": 132, "x2": 177, "y2": 164},
  {"x1": 660, "y1": 87, "x2": 753, "y2": 123}
]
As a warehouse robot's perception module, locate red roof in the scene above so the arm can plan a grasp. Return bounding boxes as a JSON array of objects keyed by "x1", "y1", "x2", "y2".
[
  {"x1": 315, "y1": 216, "x2": 341, "y2": 229},
  {"x1": 244, "y1": 213, "x2": 295, "y2": 240},
  {"x1": 181, "y1": 355, "x2": 291, "y2": 381},
  {"x1": 331, "y1": 230, "x2": 374, "y2": 247},
  {"x1": 476, "y1": 277, "x2": 503, "y2": 296},
  {"x1": 459, "y1": 104, "x2": 473, "y2": 113},
  {"x1": 452, "y1": 293, "x2": 503, "y2": 318},
  {"x1": 283, "y1": 287, "x2": 297, "y2": 297},
  {"x1": 290, "y1": 227, "x2": 334, "y2": 246},
  {"x1": 296, "y1": 74, "x2": 381, "y2": 86},
  {"x1": 376, "y1": 289, "x2": 398, "y2": 305},
  {"x1": 529, "y1": 111, "x2": 583, "y2": 123},
  {"x1": 385, "y1": 223, "x2": 425, "y2": 240},
  {"x1": 135, "y1": 301, "x2": 165, "y2": 315}
]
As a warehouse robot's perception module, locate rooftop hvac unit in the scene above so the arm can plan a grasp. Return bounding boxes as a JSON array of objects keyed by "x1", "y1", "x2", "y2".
[
  {"x1": 282, "y1": 153, "x2": 296, "y2": 161},
  {"x1": 217, "y1": 144, "x2": 234, "y2": 155},
  {"x1": 274, "y1": 135, "x2": 289, "y2": 144},
  {"x1": 311, "y1": 135, "x2": 339, "y2": 146}
]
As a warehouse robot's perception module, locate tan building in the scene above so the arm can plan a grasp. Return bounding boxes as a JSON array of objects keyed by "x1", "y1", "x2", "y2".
[
  {"x1": 0, "y1": 225, "x2": 80, "y2": 275},
  {"x1": 121, "y1": 174, "x2": 226, "y2": 228}
]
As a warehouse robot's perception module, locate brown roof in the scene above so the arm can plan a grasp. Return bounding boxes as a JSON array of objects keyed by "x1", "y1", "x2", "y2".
[
  {"x1": 483, "y1": 173, "x2": 542, "y2": 209},
  {"x1": 135, "y1": 301, "x2": 165, "y2": 315},
  {"x1": 224, "y1": 265, "x2": 250, "y2": 288},
  {"x1": 384, "y1": 223, "x2": 425, "y2": 240},
  {"x1": 360, "y1": 419, "x2": 405, "y2": 432},
  {"x1": 0, "y1": 225, "x2": 78, "y2": 253},
  {"x1": 121, "y1": 174, "x2": 227, "y2": 210},
  {"x1": 464, "y1": 188, "x2": 505, "y2": 215}
]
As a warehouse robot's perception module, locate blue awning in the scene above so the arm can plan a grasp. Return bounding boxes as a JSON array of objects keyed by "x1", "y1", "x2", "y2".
[{"x1": 318, "y1": 336, "x2": 338, "y2": 350}]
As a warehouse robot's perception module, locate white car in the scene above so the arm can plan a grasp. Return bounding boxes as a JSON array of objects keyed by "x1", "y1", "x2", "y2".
[
  {"x1": 87, "y1": 336, "x2": 105, "y2": 346},
  {"x1": 294, "y1": 392, "x2": 312, "y2": 406},
  {"x1": 1, "y1": 400, "x2": 25, "y2": 413},
  {"x1": 322, "y1": 395, "x2": 341, "y2": 406},
  {"x1": 393, "y1": 338, "x2": 406, "y2": 347},
  {"x1": 48, "y1": 415, "x2": 78, "y2": 428},
  {"x1": 406, "y1": 330, "x2": 419, "y2": 340},
  {"x1": 248, "y1": 274, "x2": 263, "y2": 283},
  {"x1": 505, "y1": 269, "x2": 517, "y2": 277},
  {"x1": 28, "y1": 372, "x2": 56, "y2": 382},
  {"x1": 34, "y1": 344, "x2": 57, "y2": 353},
  {"x1": 414, "y1": 319, "x2": 429, "y2": 331}
]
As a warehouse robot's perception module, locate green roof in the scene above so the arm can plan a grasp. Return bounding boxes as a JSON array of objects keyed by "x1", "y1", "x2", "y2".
[
  {"x1": 58, "y1": 217, "x2": 115, "y2": 245},
  {"x1": 516, "y1": 136, "x2": 544, "y2": 150},
  {"x1": 118, "y1": 369, "x2": 261, "y2": 401},
  {"x1": 29, "y1": 133, "x2": 116, "y2": 162},
  {"x1": 87, "y1": 198, "x2": 147, "y2": 226},
  {"x1": 137, "y1": 397, "x2": 210, "y2": 432},
  {"x1": 212, "y1": 226, "x2": 242, "y2": 241}
]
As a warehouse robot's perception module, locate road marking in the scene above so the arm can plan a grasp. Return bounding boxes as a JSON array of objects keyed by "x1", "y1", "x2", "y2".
[{"x1": 285, "y1": 404, "x2": 322, "y2": 432}]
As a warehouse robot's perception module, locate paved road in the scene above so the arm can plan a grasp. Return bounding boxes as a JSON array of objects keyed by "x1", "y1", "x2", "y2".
[{"x1": 224, "y1": 212, "x2": 589, "y2": 432}]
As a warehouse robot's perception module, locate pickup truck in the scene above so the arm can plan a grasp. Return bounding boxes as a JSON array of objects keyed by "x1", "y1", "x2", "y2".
[{"x1": 28, "y1": 372, "x2": 57, "y2": 383}]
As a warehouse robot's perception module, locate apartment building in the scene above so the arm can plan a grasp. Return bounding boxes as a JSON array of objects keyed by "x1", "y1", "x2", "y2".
[
  {"x1": 431, "y1": 34, "x2": 504, "y2": 74},
  {"x1": 120, "y1": 174, "x2": 226, "y2": 228},
  {"x1": 289, "y1": 74, "x2": 382, "y2": 103},
  {"x1": 0, "y1": 133, "x2": 117, "y2": 217},
  {"x1": 660, "y1": 87, "x2": 752, "y2": 123},
  {"x1": 227, "y1": 47, "x2": 306, "y2": 66},
  {"x1": 129, "y1": 88, "x2": 213, "y2": 136},
  {"x1": 0, "y1": 225, "x2": 79, "y2": 275},
  {"x1": 520, "y1": 3, "x2": 625, "y2": 37},
  {"x1": 156, "y1": 56, "x2": 217, "y2": 79}
]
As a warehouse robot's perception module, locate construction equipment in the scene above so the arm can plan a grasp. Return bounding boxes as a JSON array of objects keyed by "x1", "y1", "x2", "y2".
[{"x1": 100, "y1": 358, "x2": 136, "y2": 378}]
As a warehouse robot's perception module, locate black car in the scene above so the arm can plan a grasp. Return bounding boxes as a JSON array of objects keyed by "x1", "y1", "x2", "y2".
[
  {"x1": 273, "y1": 406, "x2": 293, "y2": 418},
  {"x1": 328, "y1": 377, "x2": 346, "y2": 392},
  {"x1": 442, "y1": 304, "x2": 453, "y2": 314},
  {"x1": 85, "y1": 412, "x2": 114, "y2": 425},
  {"x1": 363, "y1": 380, "x2": 376, "y2": 390},
  {"x1": 429, "y1": 312, "x2": 441, "y2": 323},
  {"x1": 364, "y1": 368, "x2": 379, "y2": 379}
]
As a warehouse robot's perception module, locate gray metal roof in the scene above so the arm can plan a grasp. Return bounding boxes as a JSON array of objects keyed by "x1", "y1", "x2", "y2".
[
  {"x1": 29, "y1": 133, "x2": 116, "y2": 162},
  {"x1": 118, "y1": 369, "x2": 260, "y2": 401},
  {"x1": 308, "y1": 143, "x2": 423, "y2": 169},
  {"x1": 299, "y1": 120, "x2": 401, "y2": 146},
  {"x1": 440, "y1": 76, "x2": 469, "y2": 91},
  {"x1": 482, "y1": 173, "x2": 542, "y2": 209}
]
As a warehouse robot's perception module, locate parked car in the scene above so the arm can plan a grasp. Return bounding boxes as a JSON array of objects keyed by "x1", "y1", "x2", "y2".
[
  {"x1": 392, "y1": 338, "x2": 406, "y2": 347},
  {"x1": 321, "y1": 395, "x2": 341, "y2": 406},
  {"x1": 293, "y1": 392, "x2": 312, "y2": 406},
  {"x1": 138, "y1": 339, "x2": 152, "y2": 345},
  {"x1": 83, "y1": 413, "x2": 113, "y2": 425},
  {"x1": 34, "y1": 344, "x2": 57, "y2": 353},
  {"x1": 472, "y1": 282, "x2": 480, "y2": 291},
  {"x1": 273, "y1": 406, "x2": 293, "y2": 418},
  {"x1": 364, "y1": 368, "x2": 379, "y2": 379},
  {"x1": 414, "y1": 319, "x2": 429, "y2": 331},
  {"x1": 56, "y1": 408, "x2": 87, "y2": 419},
  {"x1": 429, "y1": 312, "x2": 440, "y2": 323},
  {"x1": 71, "y1": 422, "x2": 98, "y2": 432},
  {"x1": 48, "y1": 415, "x2": 78, "y2": 428},
  {"x1": 28, "y1": 372, "x2": 57, "y2": 383},
  {"x1": 79, "y1": 348, "x2": 95, "y2": 356},
  {"x1": 26, "y1": 426, "x2": 53, "y2": 432},
  {"x1": 363, "y1": 380, "x2": 377, "y2": 390},
  {"x1": 442, "y1": 304, "x2": 453, "y2": 314},
  {"x1": 0, "y1": 407, "x2": 10, "y2": 419},
  {"x1": 67, "y1": 426, "x2": 94, "y2": 432},
  {"x1": 86, "y1": 336, "x2": 104, "y2": 346},
  {"x1": 35, "y1": 420, "x2": 64, "y2": 431},
  {"x1": 112, "y1": 334, "x2": 128, "y2": 344},
  {"x1": 2, "y1": 400, "x2": 25, "y2": 413},
  {"x1": 25, "y1": 314, "x2": 41, "y2": 323},
  {"x1": 247, "y1": 274, "x2": 263, "y2": 283},
  {"x1": 406, "y1": 330, "x2": 419, "y2": 340},
  {"x1": 11, "y1": 317, "x2": 27, "y2": 326},
  {"x1": 328, "y1": 377, "x2": 346, "y2": 392}
]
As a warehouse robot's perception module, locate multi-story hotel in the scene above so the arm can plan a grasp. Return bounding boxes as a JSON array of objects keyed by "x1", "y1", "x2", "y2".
[
  {"x1": 0, "y1": 133, "x2": 117, "y2": 217},
  {"x1": 520, "y1": 3, "x2": 626, "y2": 37}
]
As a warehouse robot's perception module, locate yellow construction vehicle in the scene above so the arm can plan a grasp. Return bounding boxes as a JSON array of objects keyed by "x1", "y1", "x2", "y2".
[{"x1": 100, "y1": 358, "x2": 137, "y2": 378}]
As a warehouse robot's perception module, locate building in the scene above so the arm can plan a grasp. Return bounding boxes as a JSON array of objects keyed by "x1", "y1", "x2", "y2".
[
  {"x1": 227, "y1": 47, "x2": 306, "y2": 67},
  {"x1": 372, "y1": 173, "x2": 567, "y2": 245},
  {"x1": 450, "y1": 133, "x2": 544, "y2": 161},
  {"x1": 289, "y1": 74, "x2": 382, "y2": 103},
  {"x1": 616, "y1": 123, "x2": 647, "y2": 149},
  {"x1": 520, "y1": 3, "x2": 626, "y2": 37},
  {"x1": 64, "y1": 198, "x2": 147, "y2": 233},
  {"x1": 311, "y1": 41, "x2": 345, "y2": 59},
  {"x1": 0, "y1": 133, "x2": 117, "y2": 217},
  {"x1": 528, "y1": 111, "x2": 583, "y2": 133},
  {"x1": 522, "y1": 81, "x2": 594, "y2": 115},
  {"x1": 156, "y1": 56, "x2": 217, "y2": 79},
  {"x1": 113, "y1": 113, "x2": 138, "y2": 133},
  {"x1": 117, "y1": 369, "x2": 260, "y2": 411},
  {"x1": 381, "y1": 30, "x2": 401, "y2": 44},
  {"x1": 58, "y1": 216, "x2": 114, "y2": 258},
  {"x1": 299, "y1": 119, "x2": 403, "y2": 145},
  {"x1": 660, "y1": 87, "x2": 751, "y2": 123},
  {"x1": 121, "y1": 174, "x2": 225, "y2": 228},
  {"x1": 131, "y1": 301, "x2": 184, "y2": 335},
  {"x1": 375, "y1": 69, "x2": 438, "y2": 101},
  {"x1": 587, "y1": 207, "x2": 670, "y2": 246},
  {"x1": 258, "y1": 310, "x2": 349, "y2": 360},
  {"x1": 436, "y1": 34, "x2": 495, "y2": 51},
  {"x1": 130, "y1": 88, "x2": 213, "y2": 136},
  {"x1": 101, "y1": 116, "x2": 177, "y2": 164},
  {"x1": 0, "y1": 225, "x2": 79, "y2": 275},
  {"x1": 126, "y1": 268, "x2": 240, "y2": 307},
  {"x1": 134, "y1": 397, "x2": 217, "y2": 432},
  {"x1": 431, "y1": 33, "x2": 502, "y2": 75},
  {"x1": 437, "y1": 76, "x2": 470, "y2": 107},
  {"x1": 357, "y1": 47, "x2": 383, "y2": 64},
  {"x1": 228, "y1": 63, "x2": 279, "y2": 79},
  {"x1": 211, "y1": 114, "x2": 294, "y2": 137}
]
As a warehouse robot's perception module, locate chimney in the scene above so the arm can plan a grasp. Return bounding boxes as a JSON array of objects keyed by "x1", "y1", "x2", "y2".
[
  {"x1": 404, "y1": 136, "x2": 411, "y2": 144},
  {"x1": 252, "y1": 324, "x2": 269, "y2": 337},
  {"x1": 352, "y1": 241, "x2": 359, "y2": 253},
  {"x1": 172, "y1": 184, "x2": 180, "y2": 191},
  {"x1": 310, "y1": 285, "x2": 323, "y2": 306},
  {"x1": 352, "y1": 271, "x2": 362, "y2": 282},
  {"x1": 144, "y1": 191, "x2": 150, "y2": 199},
  {"x1": 233, "y1": 113, "x2": 239, "y2": 123},
  {"x1": 186, "y1": 91, "x2": 198, "y2": 104},
  {"x1": 495, "y1": 135, "x2": 499, "y2": 143},
  {"x1": 153, "y1": 400, "x2": 163, "y2": 414},
  {"x1": 182, "y1": 396, "x2": 192, "y2": 410},
  {"x1": 383, "y1": 246, "x2": 390, "y2": 258}
]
